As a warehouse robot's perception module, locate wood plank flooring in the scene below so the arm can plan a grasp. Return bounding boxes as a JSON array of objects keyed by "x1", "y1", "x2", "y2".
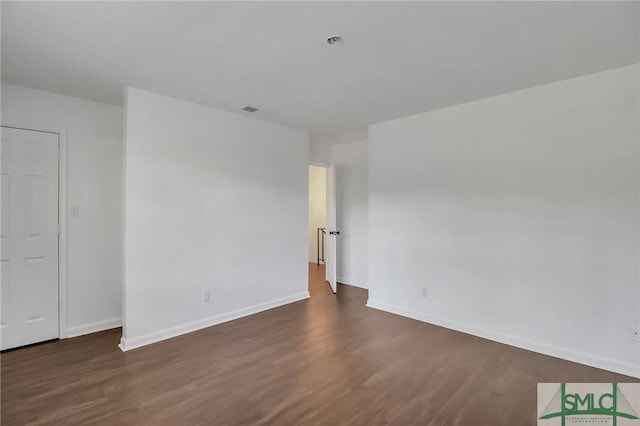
[{"x1": 2, "y1": 263, "x2": 637, "y2": 425}]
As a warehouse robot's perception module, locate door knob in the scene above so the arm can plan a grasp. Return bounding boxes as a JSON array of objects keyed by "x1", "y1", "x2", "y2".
[{"x1": 329, "y1": 231, "x2": 340, "y2": 235}]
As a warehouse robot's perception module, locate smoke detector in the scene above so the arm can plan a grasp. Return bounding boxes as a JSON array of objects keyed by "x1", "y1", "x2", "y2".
[
  {"x1": 326, "y1": 36, "x2": 343, "y2": 46},
  {"x1": 241, "y1": 106, "x2": 259, "y2": 113}
]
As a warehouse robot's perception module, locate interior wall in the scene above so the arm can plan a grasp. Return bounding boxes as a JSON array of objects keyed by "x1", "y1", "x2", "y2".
[
  {"x1": 1, "y1": 83, "x2": 124, "y2": 337},
  {"x1": 309, "y1": 141, "x2": 331, "y2": 166},
  {"x1": 122, "y1": 87, "x2": 309, "y2": 350},
  {"x1": 368, "y1": 64, "x2": 640, "y2": 378},
  {"x1": 308, "y1": 166, "x2": 326, "y2": 263},
  {"x1": 309, "y1": 129, "x2": 368, "y2": 166},
  {"x1": 333, "y1": 141, "x2": 369, "y2": 288}
]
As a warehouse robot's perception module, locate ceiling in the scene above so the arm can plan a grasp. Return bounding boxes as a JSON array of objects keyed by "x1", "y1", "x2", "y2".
[{"x1": 2, "y1": 1, "x2": 638, "y2": 137}]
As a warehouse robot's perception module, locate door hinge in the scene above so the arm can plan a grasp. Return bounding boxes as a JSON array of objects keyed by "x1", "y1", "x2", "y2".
[
  {"x1": 58, "y1": 299, "x2": 61, "y2": 311},
  {"x1": 57, "y1": 224, "x2": 60, "y2": 235}
]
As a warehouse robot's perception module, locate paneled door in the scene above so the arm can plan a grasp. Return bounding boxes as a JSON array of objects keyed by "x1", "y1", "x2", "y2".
[
  {"x1": 325, "y1": 165, "x2": 338, "y2": 294},
  {"x1": 1, "y1": 126, "x2": 59, "y2": 350}
]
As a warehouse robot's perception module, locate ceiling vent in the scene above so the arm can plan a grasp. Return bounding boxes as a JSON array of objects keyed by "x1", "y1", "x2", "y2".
[{"x1": 241, "y1": 106, "x2": 259, "y2": 113}]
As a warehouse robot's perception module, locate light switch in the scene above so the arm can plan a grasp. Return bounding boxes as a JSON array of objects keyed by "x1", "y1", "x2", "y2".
[{"x1": 70, "y1": 205, "x2": 80, "y2": 217}]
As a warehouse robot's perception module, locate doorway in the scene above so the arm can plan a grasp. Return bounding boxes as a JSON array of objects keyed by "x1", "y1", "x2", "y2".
[
  {"x1": 1, "y1": 126, "x2": 60, "y2": 350},
  {"x1": 308, "y1": 164, "x2": 338, "y2": 295},
  {"x1": 308, "y1": 165, "x2": 327, "y2": 296}
]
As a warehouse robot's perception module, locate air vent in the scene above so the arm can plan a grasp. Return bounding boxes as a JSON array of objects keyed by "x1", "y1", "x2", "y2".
[{"x1": 241, "y1": 106, "x2": 259, "y2": 113}]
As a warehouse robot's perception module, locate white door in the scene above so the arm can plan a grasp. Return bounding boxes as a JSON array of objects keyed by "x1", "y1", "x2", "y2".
[
  {"x1": 325, "y1": 165, "x2": 338, "y2": 294},
  {"x1": 1, "y1": 126, "x2": 59, "y2": 350}
]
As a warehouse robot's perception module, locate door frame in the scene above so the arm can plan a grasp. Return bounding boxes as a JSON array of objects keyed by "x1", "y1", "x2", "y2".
[
  {"x1": 1, "y1": 122, "x2": 68, "y2": 339},
  {"x1": 308, "y1": 161, "x2": 328, "y2": 296},
  {"x1": 308, "y1": 161, "x2": 338, "y2": 294}
]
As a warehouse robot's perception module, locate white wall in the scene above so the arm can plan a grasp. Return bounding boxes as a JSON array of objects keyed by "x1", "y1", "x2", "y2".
[
  {"x1": 309, "y1": 141, "x2": 331, "y2": 166},
  {"x1": 1, "y1": 83, "x2": 124, "y2": 337},
  {"x1": 121, "y1": 88, "x2": 309, "y2": 350},
  {"x1": 333, "y1": 141, "x2": 369, "y2": 288},
  {"x1": 368, "y1": 65, "x2": 640, "y2": 378},
  {"x1": 309, "y1": 128, "x2": 368, "y2": 165},
  {"x1": 308, "y1": 166, "x2": 326, "y2": 263}
]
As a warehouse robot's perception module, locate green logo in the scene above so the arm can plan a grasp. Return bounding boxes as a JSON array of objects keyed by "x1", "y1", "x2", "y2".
[{"x1": 539, "y1": 383, "x2": 638, "y2": 426}]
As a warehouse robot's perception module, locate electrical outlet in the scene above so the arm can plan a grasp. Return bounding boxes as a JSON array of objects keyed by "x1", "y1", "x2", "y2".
[
  {"x1": 421, "y1": 288, "x2": 428, "y2": 298},
  {"x1": 632, "y1": 327, "x2": 640, "y2": 342},
  {"x1": 202, "y1": 291, "x2": 211, "y2": 303}
]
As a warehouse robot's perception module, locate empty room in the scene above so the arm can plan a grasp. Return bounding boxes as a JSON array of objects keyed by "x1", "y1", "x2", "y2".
[{"x1": 1, "y1": 1, "x2": 639, "y2": 425}]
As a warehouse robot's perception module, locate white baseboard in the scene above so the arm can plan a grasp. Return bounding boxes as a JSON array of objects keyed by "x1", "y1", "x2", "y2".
[
  {"x1": 119, "y1": 291, "x2": 310, "y2": 352},
  {"x1": 67, "y1": 317, "x2": 122, "y2": 338},
  {"x1": 337, "y1": 276, "x2": 368, "y2": 290},
  {"x1": 366, "y1": 299, "x2": 640, "y2": 379}
]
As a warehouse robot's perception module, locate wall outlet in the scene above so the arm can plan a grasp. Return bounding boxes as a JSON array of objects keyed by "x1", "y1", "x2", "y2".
[
  {"x1": 421, "y1": 288, "x2": 428, "y2": 298},
  {"x1": 202, "y1": 291, "x2": 211, "y2": 303},
  {"x1": 632, "y1": 327, "x2": 640, "y2": 342}
]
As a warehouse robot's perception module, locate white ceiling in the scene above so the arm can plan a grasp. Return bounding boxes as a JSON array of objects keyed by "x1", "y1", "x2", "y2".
[{"x1": 2, "y1": 1, "x2": 638, "y2": 136}]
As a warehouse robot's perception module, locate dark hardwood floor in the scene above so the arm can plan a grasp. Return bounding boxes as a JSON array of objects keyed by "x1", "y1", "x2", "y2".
[{"x1": 2, "y1": 263, "x2": 637, "y2": 425}]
